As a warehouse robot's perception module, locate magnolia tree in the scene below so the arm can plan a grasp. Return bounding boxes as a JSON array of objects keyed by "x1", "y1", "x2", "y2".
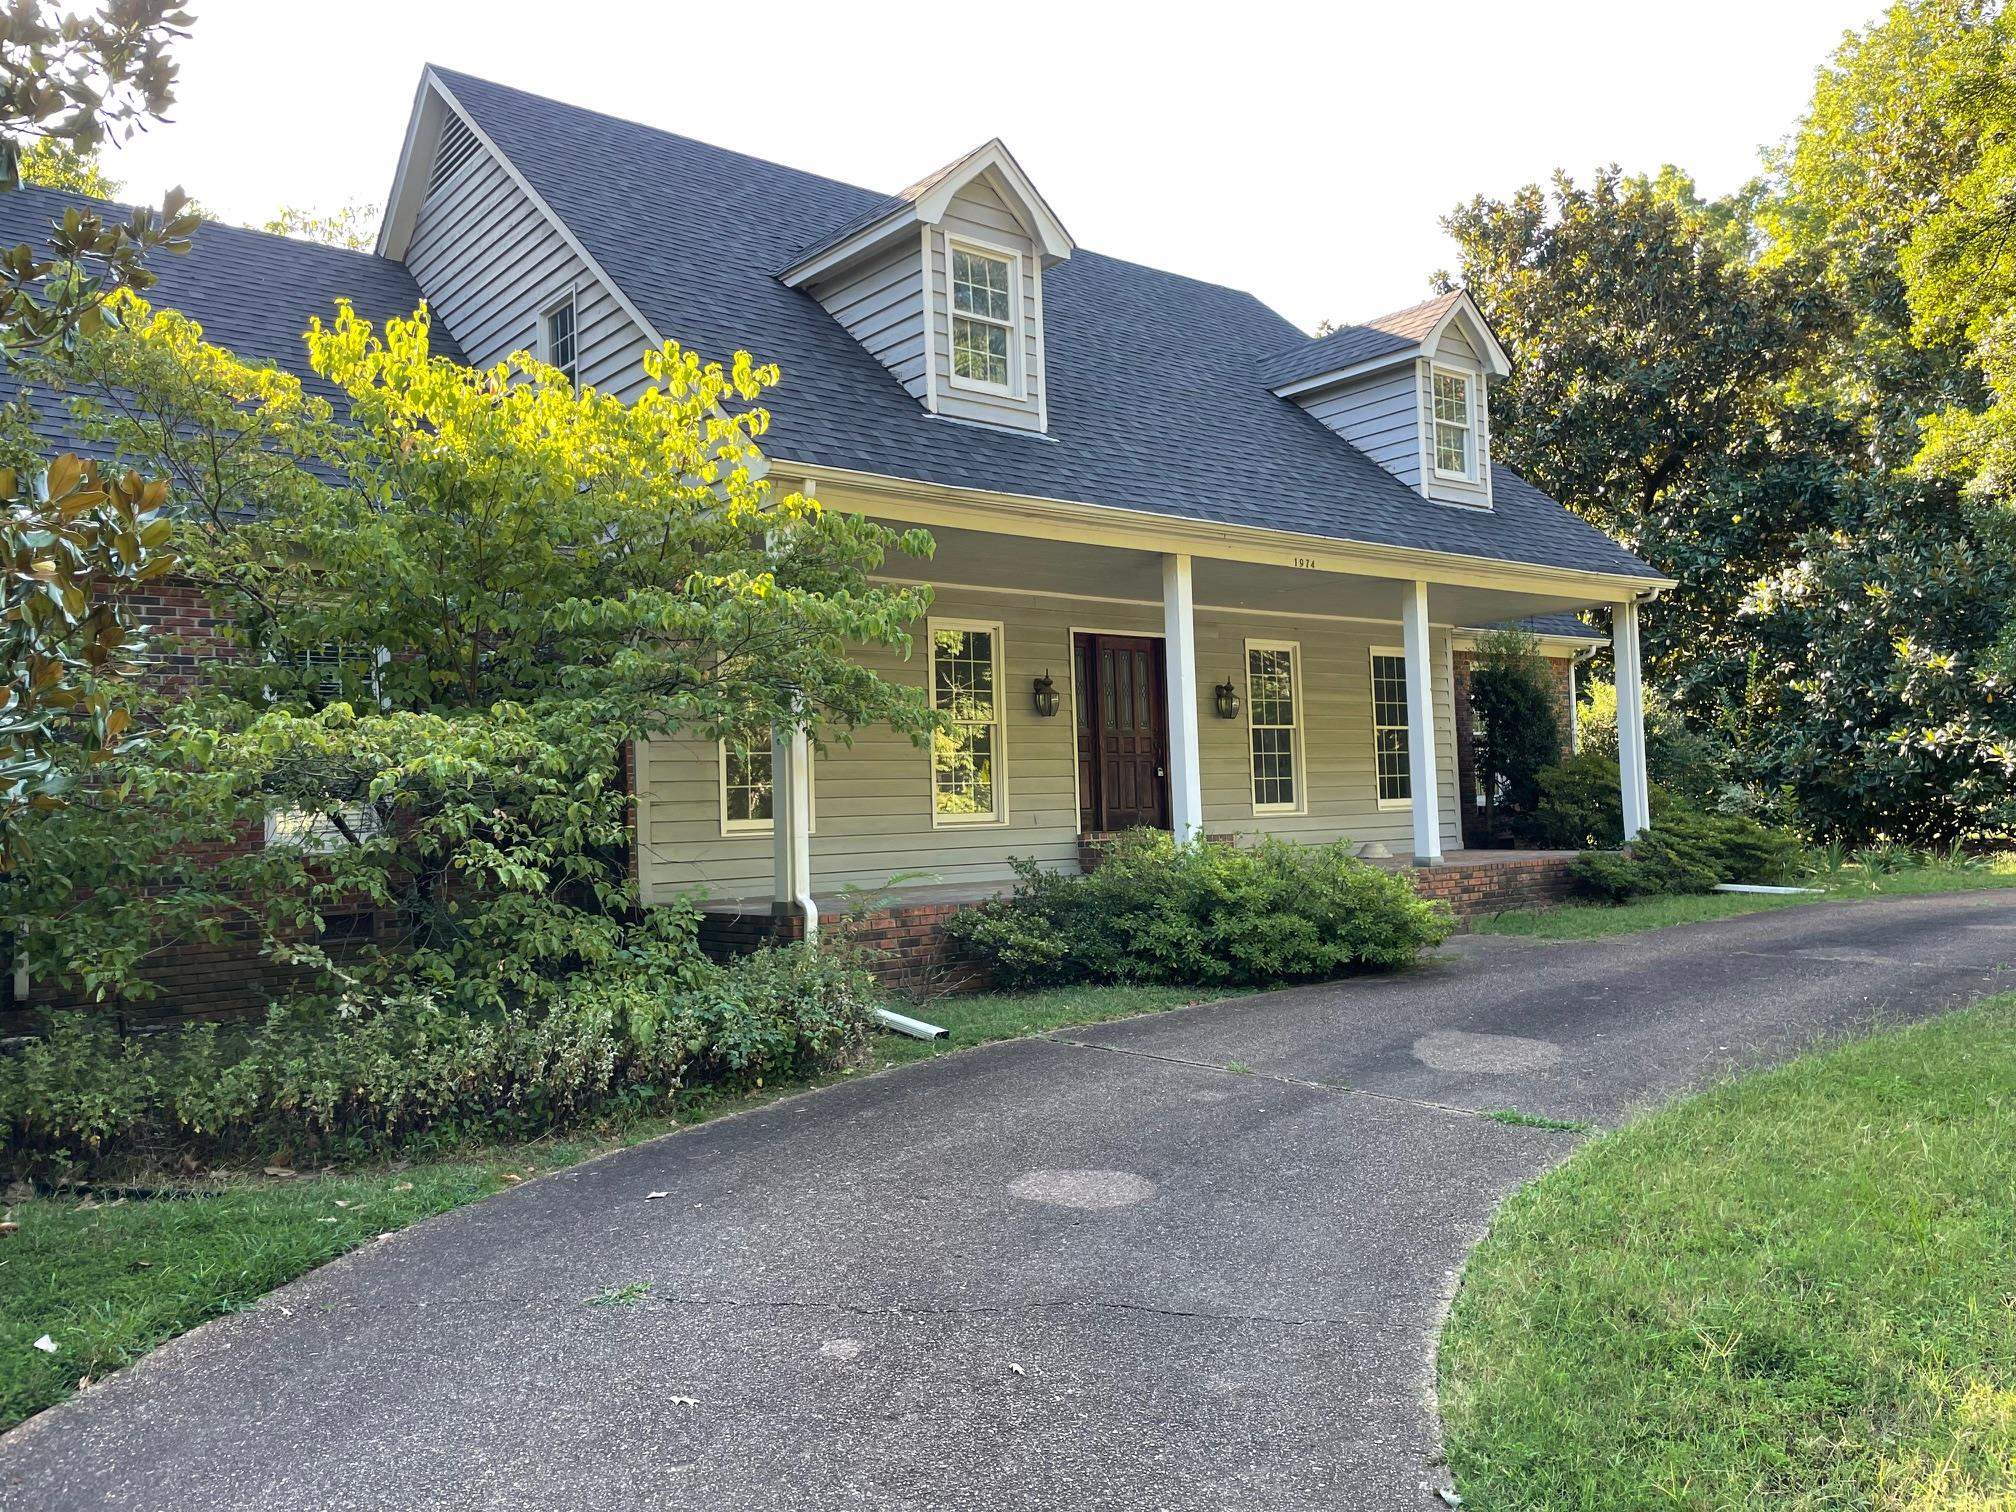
[
  {"x1": 0, "y1": 0, "x2": 199, "y2": 838},
  {"x1": 15, "y1": 301, "x2": 937, "y2": 1011}
]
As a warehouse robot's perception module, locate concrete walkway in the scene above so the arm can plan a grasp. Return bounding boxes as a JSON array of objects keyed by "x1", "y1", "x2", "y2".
[{"x1": 7, "y1": 892, "x2": 2015, "y2": 1510}]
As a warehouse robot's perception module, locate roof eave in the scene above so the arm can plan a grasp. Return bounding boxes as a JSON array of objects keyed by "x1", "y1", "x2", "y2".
[{"x1": 1266, "y1": 345, "x2": 1419, "y2": 400}]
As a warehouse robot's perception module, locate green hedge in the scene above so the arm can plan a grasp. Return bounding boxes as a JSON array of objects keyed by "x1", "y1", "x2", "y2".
[
  {"x1": 944, "y1": 830, "x2": 1453, "y2": 990},
  {"x1": 1569, "y1": 809, "x2": 1805, "y2": 902},
  {"x1": 0, "y1": 941, "x2": 876, "y2": 1181}
]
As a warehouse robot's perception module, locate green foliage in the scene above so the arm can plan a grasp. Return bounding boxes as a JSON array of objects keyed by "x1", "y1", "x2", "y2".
[
  {"x1": 18, "y1": 138, "x2": 120, "y2": 197},
  {"x1": 944, "y1": 831, "x2": 1453, "y2": 990},
  {"x1": 1568, "y1": 808, "x2": 1803, "y2": 902},
  {"x1": 1, "y1": 455, "x2": 174, "y2": 830},
  {"x1": 261, "y1": 202, "x2": 376, "y2": 251},
  {"x1": 0, "y1": 939, "x2": 878, "y2": 1180},
  {"x1": 0, "y1": 1, "x2": 197, "y2": 840},
  {"x1": 12, "y1": 298, "x2": 940, "y2": 1011},
  {"x1": 1468, "y1": 629, "x2": 1562, "y2": 832},
  {"x1": 1444, "y1": 3, "x2": 2016, "y2": 848}
]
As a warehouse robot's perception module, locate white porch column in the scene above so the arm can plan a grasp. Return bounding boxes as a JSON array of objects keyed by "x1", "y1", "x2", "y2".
[
  {"x1": 1400, "y1": 579, "x2": 1442, "y2": 865},
  {"x1": 771, "y1": 721, "x2": 817, "y2": 936},
  {"x1": 1161, "y1": 552, "x2": 1204, "y2": 840},
  {"x1": 1614, "y1": 599, "x2": 1652, "y2": 842}
]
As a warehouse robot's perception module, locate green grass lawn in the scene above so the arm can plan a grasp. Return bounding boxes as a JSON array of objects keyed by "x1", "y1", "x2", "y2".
[
  {"x1": 1474, "y1": 855, "x2": 2016, "y2": 941},
  {"x1": 1439, "y1": 994, "x2": 2016, "y2": 1510},
  {"x1": 0, "y1": 980, "x2": 1220, "y2": 1433}
]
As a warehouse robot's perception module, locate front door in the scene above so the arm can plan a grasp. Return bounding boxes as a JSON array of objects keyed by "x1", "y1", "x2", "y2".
[{"x1": 1074, "y1": 633, "x2": 1170, "y2": 832}]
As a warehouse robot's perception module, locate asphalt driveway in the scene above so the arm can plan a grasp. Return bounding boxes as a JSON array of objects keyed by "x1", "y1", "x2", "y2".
[{"x1": 7, "y1": 892, "x2": 2015, "y2": 1510}]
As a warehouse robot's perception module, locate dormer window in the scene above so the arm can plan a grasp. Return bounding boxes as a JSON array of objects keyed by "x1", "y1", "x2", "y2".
[
  {"x1": 950, "y1": 243, "x2": 1016, "y2": 393},
  {"x1": 1432, "y1": 369, "x2": 1474, "y2": 480},
  {"x1": 543, "y1": 291, "x2": 577, "y2": 386}
]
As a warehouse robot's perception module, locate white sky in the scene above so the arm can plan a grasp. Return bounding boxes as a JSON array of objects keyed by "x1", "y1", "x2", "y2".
[{"x1": 102, "y1": 0, "x2": 1882, "y2": 332}]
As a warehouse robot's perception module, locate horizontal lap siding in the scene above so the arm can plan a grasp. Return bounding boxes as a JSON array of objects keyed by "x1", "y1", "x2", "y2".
[
  {"x1": 1300, "y1": 367, "x2": 1421, "y2": 487},
  {"x1": 929, "y1": 179, "x2": 1044, "y2": 432},
  {"x1": 637, "y1": 590, "x2": 1462, "y2": 905},
  {"x1": 809, "y1": 239, "x2": 927, "y2": 399},
  {"x1": 1423, "y1": 323, "x2": 1491, "y2": 509},
  {"x1": 404, "y1": 140, "x2": 647, "y2": 396}
]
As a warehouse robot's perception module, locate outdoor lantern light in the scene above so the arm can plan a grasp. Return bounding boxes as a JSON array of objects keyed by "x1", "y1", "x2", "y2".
[
  {"x1": 1215, "y1": 678, "x2": 1241, "y2": 719},
  {"x1": 1032, "y1": 670, "x2": 1061, "y2": 718}
]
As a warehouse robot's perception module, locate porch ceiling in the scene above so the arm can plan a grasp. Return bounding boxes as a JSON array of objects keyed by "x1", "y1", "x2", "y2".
[{"x1": 871, "y1": 521, "x2": 1610, "y2": 630}]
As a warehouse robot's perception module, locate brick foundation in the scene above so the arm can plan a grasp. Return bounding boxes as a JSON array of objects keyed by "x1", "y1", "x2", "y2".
[
  {"x1": 698, "y1": 902, "x2": 991, "y2": 993},
  {"x1": 697, "y1": 851, "x2": 1587, "y2": 997},
  {"x1": 1394, "y1": 852, "x2": 1583, "y2": 917}
]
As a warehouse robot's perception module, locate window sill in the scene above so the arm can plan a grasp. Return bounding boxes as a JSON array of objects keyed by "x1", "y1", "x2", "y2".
[{"x1": 1376, "y1": 798, "x2": 1414, "y2": 812}]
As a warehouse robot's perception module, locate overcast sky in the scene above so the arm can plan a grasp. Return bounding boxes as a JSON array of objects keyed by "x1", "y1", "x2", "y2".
[{"x1": 100, "y1": 0, "x2": 1883, "y2": 332}]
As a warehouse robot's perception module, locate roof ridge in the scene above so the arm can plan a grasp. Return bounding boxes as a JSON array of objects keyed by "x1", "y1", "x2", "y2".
[
  {"x1": 429, "y1": 64, "x2": 1290, "y2": 314},
  {"x1": 4, "y1": 183, "x2": 405, "y2": 269},
  {"x1": 426, "y1": 64, "x2": 895, "y2": 210}
]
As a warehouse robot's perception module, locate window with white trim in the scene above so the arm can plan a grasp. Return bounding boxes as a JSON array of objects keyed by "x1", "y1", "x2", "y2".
[
  {"x1": 1371, "y1": 650, "x2": 1411, "y2": 806},
  {"x1": 718, "y1": 739, "x2": 816, "y2": 835},
  {"x1": 1432, "y1": 369, "x2": 1474, "y2": 479},
  {"x1": 543, "y1": 292, "x2": 577, "y2": 385},
  {"x1": 949, "y1": 245, "x2": 1015, "y2": 392},
  {"x1": 930, "y1": 621, "x2": 1004, "y2": 822},
  {"x1": 1247, "y1": 642, "x2": 1302, "y2": 813}
]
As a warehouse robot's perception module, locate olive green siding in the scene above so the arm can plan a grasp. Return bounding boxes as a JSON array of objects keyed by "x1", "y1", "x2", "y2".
[{"x1": 636, "y1": 586, "x2": 1463, "y2": 904}]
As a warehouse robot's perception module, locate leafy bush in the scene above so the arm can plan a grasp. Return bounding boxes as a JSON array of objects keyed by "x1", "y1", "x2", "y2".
[
  {"x1": 0, "y1": 940, "x2": 878, "y2": 1181},
  {"x1": 1470, "y1": 629, "x2": 1564, "y2": 834},
  {"x1": 1531, "y1": 749, "x2": 1637, "y2": 849},
  {"x1": 1568, "y1": 808, "x2": 1804, "y2": 902},
  {"x1": 944, "y1": 831, "x2": 1453, "y2": 990}
]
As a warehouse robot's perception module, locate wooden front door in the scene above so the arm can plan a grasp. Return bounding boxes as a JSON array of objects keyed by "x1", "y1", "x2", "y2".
[{"x1": 1074, "y1": 633, "x2": 1170, "y2": 832}]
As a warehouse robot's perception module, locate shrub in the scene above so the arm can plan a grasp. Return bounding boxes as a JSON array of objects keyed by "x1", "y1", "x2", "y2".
[
  {"x1": 1470, "y1": 629, "x2": 1564, "y2": 834},
  {"x1": 944, "y1": 831, "x2": 1453, "y2": 990},
  {"x1": 0, "y1": 939, "x2": 878, "y2": 1181},
  {"x1": 1568, "y1": 808, "x2": 1804, "y2": 902}
]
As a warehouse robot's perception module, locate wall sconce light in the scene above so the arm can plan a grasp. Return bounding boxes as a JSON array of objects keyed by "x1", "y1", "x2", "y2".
[
  {"x1": 1215, "y1": 678, "x2": 1241, "y2": 720},
  {"x1": 1032, "y1": 670, "x2": 1061, "y2": 718}
]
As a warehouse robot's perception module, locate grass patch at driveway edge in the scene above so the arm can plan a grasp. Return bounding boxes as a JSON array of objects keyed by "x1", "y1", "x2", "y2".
[{"x1": 1438, "y1": 993, "x2": 2016, "y2": 1509}]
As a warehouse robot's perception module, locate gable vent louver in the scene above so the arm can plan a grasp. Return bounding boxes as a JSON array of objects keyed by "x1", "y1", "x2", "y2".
[{"x1": 427, "y1": 112, "x2": 480, "y2": 196}]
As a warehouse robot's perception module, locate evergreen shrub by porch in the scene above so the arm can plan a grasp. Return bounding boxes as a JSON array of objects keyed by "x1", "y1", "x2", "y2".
[
  {"x1": 943, "y1": 830, "x2": 1453, "y2": 989},
  {"x1": 0, "y1": 940, "x2": 877, "y2": 1181},
  {"x1": 1568, "y1": 808, "x2": 1804, "y2": 902}
]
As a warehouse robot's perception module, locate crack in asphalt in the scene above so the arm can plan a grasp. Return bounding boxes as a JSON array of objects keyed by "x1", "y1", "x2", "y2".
[{"x1": 1040, "y1": 1032, "x2": 1589, "y2": 1133}]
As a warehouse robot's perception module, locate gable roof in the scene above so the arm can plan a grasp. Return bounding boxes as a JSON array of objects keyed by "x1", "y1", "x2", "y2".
[
  {"x1": 427, "y1": 69, "x2": 1659, "y2": 586},
  {"x1": 779, "y1": 137, "x2": 1075, "y2": 285},
  {"x1": 1257, "y1": 289, "x2": 1512, "y2": 391},
  {"x1": 0, "y1": 185, "x2": 459, "y2": 464}
]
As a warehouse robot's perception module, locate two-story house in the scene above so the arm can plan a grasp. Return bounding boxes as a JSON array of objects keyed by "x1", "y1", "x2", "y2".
[{"x1": 6, "y1": 65, "x2": 1670, "y2": 996}]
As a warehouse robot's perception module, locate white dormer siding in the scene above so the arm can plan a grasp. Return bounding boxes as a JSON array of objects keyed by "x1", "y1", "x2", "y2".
[
  {"x1": 401, "y1": 118, "x2": 648, "y2": 396},
  {"x1": 1418, "y1": 322, "x2": 1491, "y2": 509},
  {"x1": 925, "y1": 178, "x2": 1044, "y2": 432},
  {"x1": 801, "y1": 239, "x2": 930, "y2": 403}
]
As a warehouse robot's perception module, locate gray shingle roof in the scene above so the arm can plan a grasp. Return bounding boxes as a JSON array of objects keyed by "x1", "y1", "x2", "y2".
[
  {"x1": 0, "y1": 186, "x2": 458, "y2": 465},
  {"x1": 1255, "y1": 292, "x2": 1470, "y2": 389},
  {"x1": 431, "y1": 68, "x2": 1661, "y2": 585},
  {"x1": 1466, "y1": 612, "x2": 1605, "y2": 643}
]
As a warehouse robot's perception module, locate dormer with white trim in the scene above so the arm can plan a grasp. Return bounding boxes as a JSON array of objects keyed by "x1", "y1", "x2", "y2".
[
  {"x1": 1258, "y1": 289, "x2": 1511, "y2": 510},
  {"x1": 780, "y1": 140, "x2": 1073, "y2": 435}
]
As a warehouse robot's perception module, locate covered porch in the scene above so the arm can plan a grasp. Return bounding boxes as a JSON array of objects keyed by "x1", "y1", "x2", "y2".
[{"x1": 634, "y1": 486, "x2": 1657, "y2": 937}]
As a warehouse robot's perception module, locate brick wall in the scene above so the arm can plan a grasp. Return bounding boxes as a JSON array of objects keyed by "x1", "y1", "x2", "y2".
[
  {"x1": 1398, "y1": 853, "x2": 1582, "y2": 917},
  {"x1": 697, "y1": 903, "x2": 991, "y2": 993}
]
